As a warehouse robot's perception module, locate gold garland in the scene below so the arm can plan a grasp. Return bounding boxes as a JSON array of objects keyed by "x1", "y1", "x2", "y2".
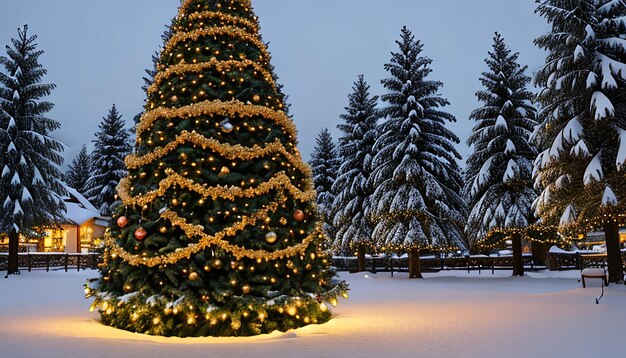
[
  {"x1": 147, "y1": 59, "x2": 275, "y2": 96},
  {"x1": 178, "y1": 0, "x2": 254, "y2": 21},
  {"x1": 162, "y1": 26, "x2": 268, "y2": 62},
  {"x1": 136, "y1": 99, "x2": 297, "y2": 139},
  {"x1": 117, "y1": 169, "x2": 316, "y2": 208},
  {"x1": 127, "y1": 130, "x2": 312, "y2": 179},
  {"x1": 107, "y1": 200, "x2": 319, "y2": 266},
  {"x1": 186, "y1": 11, "x2": 259, "y2": 33}
]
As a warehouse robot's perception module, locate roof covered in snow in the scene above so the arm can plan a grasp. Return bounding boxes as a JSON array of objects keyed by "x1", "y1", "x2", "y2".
[{"x1": 59, "y1": 184, "x2": 108, "y2": 227}]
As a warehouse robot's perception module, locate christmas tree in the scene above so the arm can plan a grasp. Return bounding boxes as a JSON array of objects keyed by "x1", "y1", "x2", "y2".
[
  {"x1": 464, "y1": 33, "x2": 537, "y2": 275},
  {"x1": 86, "y1": 0, "x2": 346, "y2": 337},
  {"x1": 0, "y1": 25, "x2": 66, "y2": 276},
  {"x1": 84, "y1": 104, "x2": 132, "y2": 216},
  {"x1": 332, "y1": 75, "x2": 378, "y2": 267},
  {"x1": 370, "y1": 27, "x2": 466, "y2": 278},
  {"x1": 533, "y1": 0, "x2": 626, "y2": 282}
]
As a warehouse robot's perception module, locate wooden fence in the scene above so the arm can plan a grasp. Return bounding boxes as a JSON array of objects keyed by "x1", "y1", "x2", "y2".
[
  {"x1": 2, "y1": 251, "x2": 625, "y2": 275},
  {"x1": 333, "y1": 251, "x2": 626, "y2": 274},
  {"x1": 0, "y1": 252, "x2": 100, "y2": 272}
]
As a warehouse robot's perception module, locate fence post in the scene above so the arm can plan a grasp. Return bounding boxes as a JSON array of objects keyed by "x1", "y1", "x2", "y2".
[
  {"x1": 64, "y1": 254, "x2": 68, "y2": 272},
  {"x1": 77, "y1": 255, "x2": 80, "y2": 272},
  {"x1": 28, "y1": 253, "x2": 32, "y2": 272},
  {"x1": 46, "y1": 255, "x2": 50, "y2": 272}
]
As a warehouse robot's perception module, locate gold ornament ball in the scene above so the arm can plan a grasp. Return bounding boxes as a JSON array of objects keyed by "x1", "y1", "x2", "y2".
[
  {"x1": 171, "y1": 95, "x2": 179, "y2": 102},
  {"x1": 189, "y1": 272, "x2": 199, "y2": 281},
  {"x1": 293, "y1": 210, "x2": 305, "y2": 222},
  {"x1": 159, "y1": 226, "x2": 168, "y2": 234},
  {"x1": 242, "y1": 284, "x2": 251, "y2": 294},
  {"x1": 252, "y1": 94, "x2": 261, "y2": 102},
  {"x1": 213, "y1": 259, "x2": 223, "y2": 269},
  {"x1": 265, "y1": 231, "x2": 278, "y2": 244}
]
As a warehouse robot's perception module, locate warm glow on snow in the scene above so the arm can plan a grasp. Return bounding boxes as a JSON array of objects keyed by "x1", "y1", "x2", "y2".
[{"x1": 1, "y1": 270, "x2": 625, "y2": 358}]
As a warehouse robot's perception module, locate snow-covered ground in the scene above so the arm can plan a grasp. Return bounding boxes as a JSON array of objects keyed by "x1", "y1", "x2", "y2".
[{"x1": 1, "y1": 269, "x2": 625, "y2": 358}]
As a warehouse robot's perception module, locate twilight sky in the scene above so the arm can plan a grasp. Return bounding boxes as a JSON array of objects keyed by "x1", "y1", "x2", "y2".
[{"x1": 0, "y1": 0, "x2": 549, "y2": 166}]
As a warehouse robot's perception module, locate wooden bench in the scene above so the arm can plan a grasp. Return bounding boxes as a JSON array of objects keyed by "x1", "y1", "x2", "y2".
[{"x1": 581, "y1": 268, "x2": 608, "y2": 288}]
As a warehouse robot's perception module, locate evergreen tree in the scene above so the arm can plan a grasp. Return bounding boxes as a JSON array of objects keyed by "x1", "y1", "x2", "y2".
[
  {"x1": 309, "y1": 128, "x2": 339, "y2": 240},
  {"x1": 142, "y1": 18, "x2": 177, "y2": 94},
  {"x1": 86, "y1": 0, "x2": 346, "y2": 337},
  {"x1": 84, "y1": 104, "x2": 131, "y2": 216},
  {"x1": 332, "y1": 75, "x2": 378, "y2": 265},
  {"x1": 0, "y1": 25, "x2": 65, "y2": 275},
  {"x1": 533, "y1": 0, "x2": 626, "y2": 282},
  {"x1": 464, "y1": 33, "x2": 538, "y2": 275},
  {"x1": 370, "y1": 27, "x2": 466, "y2": 278},
  {"x1": 64, "y1": 144, "x2": 91, "y2": 197}
]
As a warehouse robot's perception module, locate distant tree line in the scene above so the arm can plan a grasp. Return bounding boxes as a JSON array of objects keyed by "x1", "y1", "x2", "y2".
[{"x1": 311, "y1": 1, "x2": 626, "y2": 282}]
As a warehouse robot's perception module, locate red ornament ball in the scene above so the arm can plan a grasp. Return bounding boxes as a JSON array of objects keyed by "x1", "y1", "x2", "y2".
[
  {"x1": 134, "y1": 227, "x2": 147, "y2": 241},
  {"x1": 293, "y1": 210, "x2": 305, "y2": 222},
  {"x1": 117, "y1": 216, "x2": 129, "y2": 228}
]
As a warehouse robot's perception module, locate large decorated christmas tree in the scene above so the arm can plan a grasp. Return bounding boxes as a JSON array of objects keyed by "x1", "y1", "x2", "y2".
[{"x1": 86, "y1": 0, "x2": 346, "y2": 337}]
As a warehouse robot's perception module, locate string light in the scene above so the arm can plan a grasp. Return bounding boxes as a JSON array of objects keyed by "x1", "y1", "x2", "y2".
[
  {"x1": 136, "y1": 99, "x2": 297, "y2": 142},
  {"x1": 148, "y1": 59, "x2": 275, "y2": 96},
  {"x1": 162, "y1": 26, "x2": 269, "y2": 62}
]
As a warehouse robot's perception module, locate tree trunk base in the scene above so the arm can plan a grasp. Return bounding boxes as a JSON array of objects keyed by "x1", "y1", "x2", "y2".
[
  {"x1": 7, "y1": 229, "x2": 20, "y2": 277},
  {"x1": 512, "y1": 233, "x2": 524, "y2": 277},
  {"x1": 357, "y1": 246, "x2": 366, "y2": 273},
  {"x1": 409, "y1": 248, "x2": 423, "y2": 279},
  {"x1": 604, "y1": 221, "x2": 623, "y2": 284}
]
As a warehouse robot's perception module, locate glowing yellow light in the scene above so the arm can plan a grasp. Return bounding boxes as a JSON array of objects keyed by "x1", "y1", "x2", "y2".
[{"x1": 287, "y1": 306, "x2": 297, "y2": 316}]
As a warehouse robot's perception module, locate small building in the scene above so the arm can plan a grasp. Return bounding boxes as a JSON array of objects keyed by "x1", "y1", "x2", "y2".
[
  {"x1": 7, "y1": 187, "x2": 110, "y2": 253},
  {"x1": 49, "y1": 186, "x2": 110, "y2": 253}
]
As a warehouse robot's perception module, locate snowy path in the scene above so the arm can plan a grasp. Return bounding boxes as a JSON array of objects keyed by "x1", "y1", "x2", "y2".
[{"x1": 0, "y1": 270, "x2": 624, "y2": 358}]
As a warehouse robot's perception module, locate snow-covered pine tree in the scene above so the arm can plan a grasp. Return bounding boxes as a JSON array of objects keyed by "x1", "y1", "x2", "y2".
[
  {"x1": 310, "y1": 128, "x2": 339, "y2": 241},
  {"x1": 370, "y1": 27, "x2": 466, "y2": 278},
  {"x1": 533, "y1": 0, "x2": 626, "y2": 282},
  {"x1": 464, "y1": 33, "x2": 538, "y2": 276},
  {"x1": 84, "y1": 104, "x2": 132, "y2": 217},
  {"x1": 64, "y1": 144, "x2": 91, "y2": 197},
  {"x1": 332, "y1": 75, "x2": 378, "y2": 269},
  {"x1": 0, "y1": 25, "x2": 65, "y2": 275}
]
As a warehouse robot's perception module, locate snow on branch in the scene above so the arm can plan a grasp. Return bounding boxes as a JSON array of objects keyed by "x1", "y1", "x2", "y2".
[
  {"x1": 602, "y1": 185, "x2": 618, "y2": 206},
  {"x1": 570, "y1": 139, "x2": 590, "y2": 157},
  {"x1": 559, "y1": 204, "x2": 577, "y2": 227},
  {"x1": 503, "y1": 159, "x2": 518, "y2": 183},
  {"x1": 495, "y1": 115, "x2": 508, "y2": 130},
  {"x1": 562, "y1": 117, "x2": 583, "y2": 142},
  {"x1": 583, "y1": 151, "x2": 603, "y2": 185},
  {"x1": 617, "y1": 129, "x2": 626, "y2": 170},
  {"x1": 591, "y1": 91, "x2": 614, "y2": 120}
]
